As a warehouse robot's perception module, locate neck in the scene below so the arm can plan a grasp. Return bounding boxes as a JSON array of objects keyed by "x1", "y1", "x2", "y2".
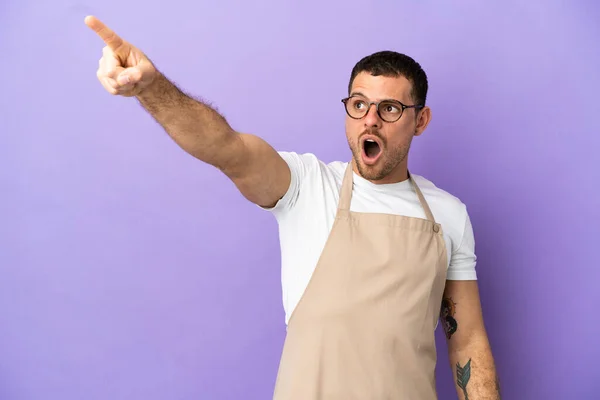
[{"x1": 351, "y1": 158, "x2": 409, "y2": 185}]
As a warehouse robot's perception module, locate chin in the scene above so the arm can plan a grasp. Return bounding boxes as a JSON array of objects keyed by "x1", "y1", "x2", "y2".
[
  {"x1": 348, "y1": 139, "x2": 408, "y2": 182},
  {"x1": 354, "y1": 156, "x2": 391, "y2": 182}
]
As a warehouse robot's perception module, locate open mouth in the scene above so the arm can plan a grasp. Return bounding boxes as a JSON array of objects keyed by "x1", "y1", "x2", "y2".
[{"x1": 361, "y1": 138, "x2": 382, "y2": 164}]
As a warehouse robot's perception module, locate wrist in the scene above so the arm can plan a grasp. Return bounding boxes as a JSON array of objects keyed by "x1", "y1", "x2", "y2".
[{"x1": 136, "y1": 71, "x2": 165, "y2": 100}]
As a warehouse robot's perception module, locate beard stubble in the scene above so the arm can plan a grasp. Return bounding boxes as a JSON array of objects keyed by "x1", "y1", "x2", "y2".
[{"x1": 348, "y1": 131, "x2": 412, "y2": 181}]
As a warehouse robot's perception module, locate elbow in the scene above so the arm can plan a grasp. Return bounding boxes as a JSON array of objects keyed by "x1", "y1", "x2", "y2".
[{"x1": 448, "y1": 329, "x2": 491, "y2": 355}]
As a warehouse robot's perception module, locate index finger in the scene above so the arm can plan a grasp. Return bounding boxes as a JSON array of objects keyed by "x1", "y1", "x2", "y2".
[{"x1": 84, "y1": 16, "x2": 125, "y2": 51}]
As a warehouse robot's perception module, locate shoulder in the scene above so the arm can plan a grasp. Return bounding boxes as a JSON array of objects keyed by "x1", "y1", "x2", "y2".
[
  {"x1": 411, "y1": 174, "x2": 470, "y2": 245},
  {"x1": 411, "y1": 174, "x2": 467, "y2": 215},
  {"x1": 278, "y1": 151, "x2": 347, "y2": 185},
  {"x1": 263, "y1": 151, "x2": 346, "y2": 214},
  {"x1": 279, "y1": 151, "x2": 344, "y2": 172},
  {"x1": 411, "y1": 174, "x2": 477, "y2": 279}
]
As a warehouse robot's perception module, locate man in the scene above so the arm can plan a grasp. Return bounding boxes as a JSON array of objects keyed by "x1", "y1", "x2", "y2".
[{"x1": 85, "y1": 15, "x2": 501, "y2": 400}]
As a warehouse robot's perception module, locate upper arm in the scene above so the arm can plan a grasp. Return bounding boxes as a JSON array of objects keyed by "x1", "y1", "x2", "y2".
[
  {"x1": 446, "y1": 208, "x2": 477, "y2": 280},
  {"x1": 440, "y1": 204, "x2": 489, "y2": 352},
  {"x1": 219, "y1": 133, "x2": 291, "y2": 208},
  {"x1": 441, "y1": 280, "x2": 487, "y2": 351}
]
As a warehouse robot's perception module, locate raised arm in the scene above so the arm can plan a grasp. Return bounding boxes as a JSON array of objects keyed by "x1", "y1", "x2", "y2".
[{"x1": 84, "y1": 16, "x2": 290, "y2": 208}]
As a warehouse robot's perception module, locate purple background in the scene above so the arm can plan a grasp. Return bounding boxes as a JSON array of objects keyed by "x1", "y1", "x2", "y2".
[{"x1": 1, "y1": 1, "x2": 599, "y2": 399}]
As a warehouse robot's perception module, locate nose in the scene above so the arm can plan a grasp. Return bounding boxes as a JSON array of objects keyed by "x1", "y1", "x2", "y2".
[{"x1": 363, "y1": 103, "x2": 381, "y2": 128}]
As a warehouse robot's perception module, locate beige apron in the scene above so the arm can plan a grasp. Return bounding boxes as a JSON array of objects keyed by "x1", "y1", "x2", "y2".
[{"x1": 272, "y1": 162, "x2": 448, "y2": 400}]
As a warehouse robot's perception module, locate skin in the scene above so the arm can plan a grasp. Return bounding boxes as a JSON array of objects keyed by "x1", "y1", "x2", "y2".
[
  {"x1": 85, "y1": 15, "x2": 500, "y2": 399},
  {"x1": 345, "y1": 72, "x2": 431, "y2": 184},
  {"x1": 443, "y1": 281, "x2": 501, "y2": 399},
  {"x1": 84, "y1": 15, "x2": 290, "y2": 208}
]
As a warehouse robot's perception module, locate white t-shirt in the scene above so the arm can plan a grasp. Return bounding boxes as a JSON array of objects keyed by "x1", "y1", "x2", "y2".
[{"x1": 263, "y1": 152, "x2": 477, "y2": 325}]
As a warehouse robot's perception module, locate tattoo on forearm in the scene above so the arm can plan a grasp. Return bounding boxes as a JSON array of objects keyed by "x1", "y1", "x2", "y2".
[
  {"x1": 441, "y1": 297, "x2": 458, "y2": 339},
  {"x1": 456, "y1": 359, "x2": 472, "y2": 400}
]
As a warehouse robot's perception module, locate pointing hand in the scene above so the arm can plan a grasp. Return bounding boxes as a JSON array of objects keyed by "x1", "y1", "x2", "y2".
[{"x1": 85, "y1": 16, "x2": 157, "y2": 97}]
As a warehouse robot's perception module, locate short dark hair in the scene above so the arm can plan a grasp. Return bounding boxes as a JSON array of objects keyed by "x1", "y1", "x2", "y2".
[{"x1": 348, "y1": 50, "x2": 428, "y2": 106}]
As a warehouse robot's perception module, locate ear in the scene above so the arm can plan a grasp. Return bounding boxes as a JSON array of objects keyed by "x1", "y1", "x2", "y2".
[{"x1": 414, "y1": 106, "x2": 432, "y2": 136}]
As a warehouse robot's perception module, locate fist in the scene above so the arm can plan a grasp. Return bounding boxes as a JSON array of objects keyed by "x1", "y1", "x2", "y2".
[{"x1": 85, "y1": 16, "x2": 157, "y2": 97}]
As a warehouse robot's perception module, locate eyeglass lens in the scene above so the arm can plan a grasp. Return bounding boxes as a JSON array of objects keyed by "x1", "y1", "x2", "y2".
[{"x1": 345, "y1": 97, "x2": 403, "y2": 122}]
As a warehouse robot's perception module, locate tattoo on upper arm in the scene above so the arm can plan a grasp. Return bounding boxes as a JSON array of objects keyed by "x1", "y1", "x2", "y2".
[
  {"x1": 456, "y1": 358, "x2": 472, "y2": 400},
  {"x1": 441, "y1": 297, "x2": 458, "y2": 339}
]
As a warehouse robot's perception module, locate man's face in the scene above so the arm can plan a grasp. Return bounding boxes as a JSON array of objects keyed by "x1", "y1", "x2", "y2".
[{"x1": 345, "y1": 72, "x2": 430, "y2": 183}]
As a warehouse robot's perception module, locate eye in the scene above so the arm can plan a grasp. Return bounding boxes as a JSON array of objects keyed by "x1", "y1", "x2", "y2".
[
  {"x1": 383, "y1": 104, "x2": 400, "y2": 113},
  {"x1": 353, "y1": 100, "x2": 367, "y2": 110}
]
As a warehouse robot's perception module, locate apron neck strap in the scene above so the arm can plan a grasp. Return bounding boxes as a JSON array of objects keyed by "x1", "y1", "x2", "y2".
[
  {"x1": 407, "y1": 171, "x2": 437, "y2": 224},
  {"x1": 338, "y1": 163, "x2": 438, "y2": 224},
  {"x1": 338, "y1": 162, "x2": 355, "y2": 211}
]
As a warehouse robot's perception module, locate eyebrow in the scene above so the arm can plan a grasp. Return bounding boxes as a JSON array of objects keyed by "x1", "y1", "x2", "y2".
[
  {"x1": 350, "y1": 92, "x2": 404, "y2": 104},
  {"x1": 350, "y1": 91, "x2": 367, "y2": 98}
]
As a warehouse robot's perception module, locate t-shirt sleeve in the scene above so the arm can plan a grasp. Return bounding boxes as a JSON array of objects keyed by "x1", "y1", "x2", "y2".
[
  {"x1": 446, "y1": 209, "x2": 478, "y2": 280},
  {"x1": 259, "y1": 151, "x2": 311, "y2": 217}
]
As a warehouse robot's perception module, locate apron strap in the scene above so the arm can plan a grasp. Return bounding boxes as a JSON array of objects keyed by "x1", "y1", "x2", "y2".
[
  {"x1": 339, "y1": 163, "x2": 439, "y2": 227},
  {"x1": 338, "y1": 162, "x2": 355, "y2": 211},
  {"x1": 408, "y1": 171, "x2": 437, "y2": 224}
]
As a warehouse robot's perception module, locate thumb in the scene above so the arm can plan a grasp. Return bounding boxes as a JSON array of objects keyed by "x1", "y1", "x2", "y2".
[{"x1": 117, "y1": 67, "x2": 142, "y2": 85}]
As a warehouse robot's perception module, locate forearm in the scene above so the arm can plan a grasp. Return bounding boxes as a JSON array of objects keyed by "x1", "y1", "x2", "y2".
[
  {"x1": 136, "y1": 72, "x2": 238, "y2": 170},
  {"x1": 449, "y1": 335, "x2": 501, "y2": 400}
]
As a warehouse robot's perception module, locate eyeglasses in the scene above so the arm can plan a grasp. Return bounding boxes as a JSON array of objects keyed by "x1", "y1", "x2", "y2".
[{"x1": 341, "y1": 95, "x2": 424, "y2": 123}]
